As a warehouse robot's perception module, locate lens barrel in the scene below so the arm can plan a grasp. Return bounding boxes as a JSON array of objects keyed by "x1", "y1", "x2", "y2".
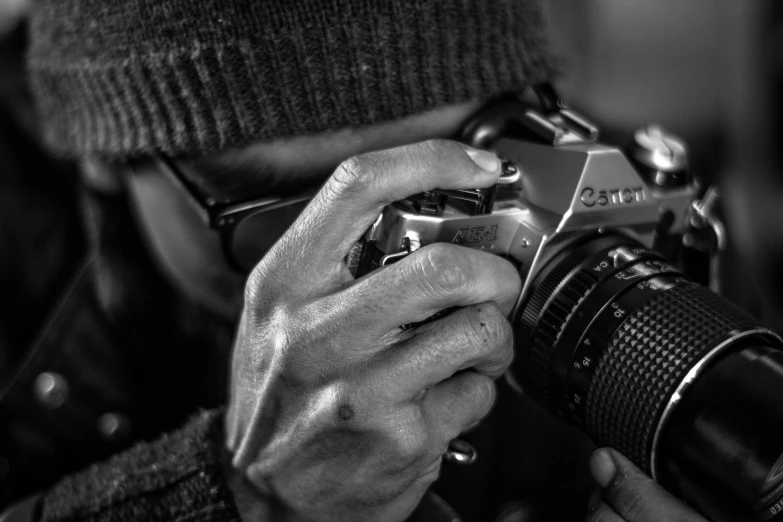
[{"x1": 514, "y1": 234, "x2": 783, "y2": 521}]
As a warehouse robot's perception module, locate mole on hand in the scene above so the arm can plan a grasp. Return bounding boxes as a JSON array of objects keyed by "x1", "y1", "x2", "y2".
[{"x1": 338, "y1": 404, "x2": 355, "y2": 421}]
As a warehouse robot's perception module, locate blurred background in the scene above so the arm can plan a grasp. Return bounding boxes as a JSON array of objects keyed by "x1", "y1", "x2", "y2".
[{"x1": 547, "y1": 0, "x2": 783, "y2": 333}]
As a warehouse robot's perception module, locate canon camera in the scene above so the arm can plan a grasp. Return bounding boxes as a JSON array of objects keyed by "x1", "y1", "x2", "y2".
[{"x1": 354, "y1": 86, "x2": 783, "y2": 522}]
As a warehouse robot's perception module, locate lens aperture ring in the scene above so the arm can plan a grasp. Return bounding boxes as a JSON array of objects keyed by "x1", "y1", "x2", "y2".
[{"x1": 516, "y1": 236, "x2": 634, "y2": 405}]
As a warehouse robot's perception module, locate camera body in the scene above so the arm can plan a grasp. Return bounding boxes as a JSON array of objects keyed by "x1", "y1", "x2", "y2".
[
  {"x1": 356, "y1": 102, "x2": 696, "y2": 321},
  {"x1": 355, "y1": 92, "x2": 783, "y2": 522}
]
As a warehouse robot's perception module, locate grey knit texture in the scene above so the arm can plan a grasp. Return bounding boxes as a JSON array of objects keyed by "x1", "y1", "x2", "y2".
[
  {"x1": 41, "y1": 410, "x2": 242, "y2": 521},
  {"x1": 27, "y1": 0, "x2": 557, "y2": 158}
]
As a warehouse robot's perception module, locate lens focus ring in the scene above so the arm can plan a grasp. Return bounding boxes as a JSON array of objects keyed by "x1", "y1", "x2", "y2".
[{"x1": 586, "y1": 282, "x2": 768, "y2": 474}]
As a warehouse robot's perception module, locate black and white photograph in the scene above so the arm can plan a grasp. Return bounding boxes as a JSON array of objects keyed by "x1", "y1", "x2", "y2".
[{"x1": 1, "y1": 1, "x2": 782, "y2": 521}]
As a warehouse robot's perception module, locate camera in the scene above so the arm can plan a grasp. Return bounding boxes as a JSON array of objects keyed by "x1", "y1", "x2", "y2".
[{"x1": 354, "y1": 85, "x2": 783, "y2": 522}]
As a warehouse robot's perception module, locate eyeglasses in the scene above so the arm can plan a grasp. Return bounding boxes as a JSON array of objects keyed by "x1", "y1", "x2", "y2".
[
  {"x1": 137, "y1": 84, "x2": 558, "y2": 275},
  {"x1": 148, "y1": 156, "x2": 317, "y2": 274}
]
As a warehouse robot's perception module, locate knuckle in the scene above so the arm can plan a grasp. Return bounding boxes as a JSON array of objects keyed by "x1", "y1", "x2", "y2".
[
  {"x1": 471, "y1": 303, "x2": 512, "y2": 347},
  {"x1": 390, "y1": 422, "x2": 430, "y2": 465},
  {"x1": 235, "y1": 304, "x2": 305, "y2": 381},
  {"x1": 419, "y1": 138, "x2": 458, "y2": 159},
  {"x1": 329, "y1": 154, "x2": 376, "y2": 196},
  {"x1": 243, "y1": 252, "x2": 300, "y2": 316},
  {"x1": 462, "y1": 304, "x2": 514, "y2": 375},
  {"x1": 410, "y1": 244, "x2": 471, "y2": 296},
  {"x1": 451, "y1": 373, "x2": 495, "y2": 422},
  {"x1": 471, "y1": 375, "x2": 496, "y2": 415},
  {"x1": 396, "y1": 433, "x2": 428, "y2": 464},
  {"x1": 244, "y1": 269, "x2": 262, "y2": 308},
  {"x1": 265, "y1": 307, "x2": 296, "y2": 352},
  {"x1": 244, "y1": 260, "x2": 274, "y2": 309}
]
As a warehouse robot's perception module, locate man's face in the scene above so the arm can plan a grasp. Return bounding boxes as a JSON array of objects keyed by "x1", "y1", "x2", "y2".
[{"x1": 124, "y1": 100, "x2": 483, "y2": 318}]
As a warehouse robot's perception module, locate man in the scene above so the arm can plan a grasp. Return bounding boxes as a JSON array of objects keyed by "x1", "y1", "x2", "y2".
[{"x1": 1, "y1": 0, "x2": 707, "y2": 520}]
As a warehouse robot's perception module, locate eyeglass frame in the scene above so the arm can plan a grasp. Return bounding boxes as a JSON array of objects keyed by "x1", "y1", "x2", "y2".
[
  {"x1": 133, "y1": 155, "x2": 318, "y2": 274},
  {"x1": 131, "y1": 84, "x2": 560, "y2": 275}
]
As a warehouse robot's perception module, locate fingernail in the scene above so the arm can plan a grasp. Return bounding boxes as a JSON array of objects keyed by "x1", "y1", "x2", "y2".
[
  {"x1": 589, "y1": 448, "x2": 616, "y2": 489},
  {"x1": 466, "y1": 148, "x2": 501, "y2": 173}
]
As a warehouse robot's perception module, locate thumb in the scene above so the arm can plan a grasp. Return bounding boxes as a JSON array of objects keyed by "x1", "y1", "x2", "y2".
[{"x1": 588, "y1": 448, "x2": 707, "y2": 521}]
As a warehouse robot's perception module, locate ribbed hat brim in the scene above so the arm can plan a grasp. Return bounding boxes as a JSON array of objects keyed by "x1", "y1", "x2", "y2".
[{"x1": 28, "y1": 0, "x2": 557, "y2": 158}]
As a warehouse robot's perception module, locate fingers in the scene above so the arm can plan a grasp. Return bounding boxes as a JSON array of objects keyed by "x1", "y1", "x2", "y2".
[
  {"x1": 422, "y1": 371, "x2": 496, "y2": 444},
  {"x1": 340, "y1": 242, "x2": 522, "y2": 333},
  {"x1": 587, "y1": 448, "x2": 707, "y2": 522},
  {"x1": 281, "y1": 140, "x2": 503, "y2": 272},
  {"x1": 373, "y1": 303, "x2": 513, "y2": 398}
]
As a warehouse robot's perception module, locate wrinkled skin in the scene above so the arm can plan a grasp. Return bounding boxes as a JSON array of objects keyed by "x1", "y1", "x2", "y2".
[
  {"x1": 221, "y1": 137, "x2": 711, "y2": 521},
  {"x1": 225, "y1": 140, "x2": 520, "y2": 521}
]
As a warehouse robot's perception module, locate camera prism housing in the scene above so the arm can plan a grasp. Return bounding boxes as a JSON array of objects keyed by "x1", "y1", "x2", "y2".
[{"x1": 354, "y1": 94, "x2": 783, "y2": 522}]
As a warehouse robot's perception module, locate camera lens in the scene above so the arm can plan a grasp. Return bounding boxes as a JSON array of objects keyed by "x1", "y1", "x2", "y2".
[
  {"x1": 764, "y1": 456, "x2": 783, "y2": 504},
  {"x1": 514, "y1": 234, "x2": 783, "y2": 521}
]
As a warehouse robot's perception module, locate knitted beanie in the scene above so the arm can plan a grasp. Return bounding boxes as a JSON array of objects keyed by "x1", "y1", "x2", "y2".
[{"x1": 27, "y1": 0, "x2": 557, "y2": 159}]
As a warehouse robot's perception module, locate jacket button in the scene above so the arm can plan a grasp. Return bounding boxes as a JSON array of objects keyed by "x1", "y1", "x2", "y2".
[
  {"x1": 33, "y1": 372, "x2": 69, "y2": 409},
  {"x1": 98, "y1": 412, "x2": 131, "y2": 442}
]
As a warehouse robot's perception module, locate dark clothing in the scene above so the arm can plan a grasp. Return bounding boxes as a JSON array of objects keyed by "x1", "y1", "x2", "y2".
[
  {"x1": 39, "y1": 411, "x2": 241, "y2": 522},
  {"x1": 0, "y1": 122, "x2": 234, "y2": 504}
]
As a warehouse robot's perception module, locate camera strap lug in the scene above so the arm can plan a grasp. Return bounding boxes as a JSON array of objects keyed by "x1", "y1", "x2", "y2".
[
  {"x1": 682, "y1": 185, "x2": 725, "y2": 293},
  {"x1": 380, "y1": 237, "x2": 412, "y2": 267}
]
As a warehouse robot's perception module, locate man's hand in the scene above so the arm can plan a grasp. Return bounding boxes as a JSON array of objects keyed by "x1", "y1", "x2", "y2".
[
  {"x1": 587, "y1": 448, "x2": 708, "y2": 521},
  {"x1": 225, "y1": 140, "x2": 519, "y2": 522}
]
